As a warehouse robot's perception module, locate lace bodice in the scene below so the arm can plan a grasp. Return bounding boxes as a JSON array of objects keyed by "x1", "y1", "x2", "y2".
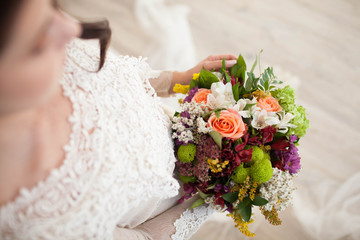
[{"x1": 0, "y1": 39, "x2": 213, "y2": 240}]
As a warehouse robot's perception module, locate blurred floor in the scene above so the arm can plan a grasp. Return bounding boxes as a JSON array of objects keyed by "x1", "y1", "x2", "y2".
[{"x1": 62, "y1": 0, "x2": 360, "y2": 239}]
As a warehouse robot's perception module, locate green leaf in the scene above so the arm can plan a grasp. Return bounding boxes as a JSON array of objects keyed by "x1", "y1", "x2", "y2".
[
  {"x1": 190, "y1": 198, "x2": 205, "y2": 209},
  {"x1": 209, "y1": 130, "x2": 222, "y2": 150},
  {"x1": 215, "y1": 109, "x2": 222, "y2": 119},
  {"x1": 252, "y1": 195, "x2": 269, "y2": 206},
  {"x1": 244, "y1": 103, "x2": 256, "y2": 111},
  {"x1": 250, "y1": 55, "x2": 257, "y2": 73},
  {"x1": 179, "y1": 174, "x2": 197, "y2": 184},
  {"x1": 222, "y1": 192, "x2": 239, "y2": 203},
  {"x1": 196, "y1": 188, "x2": 210, "y2": 199},
  {"x1": 232, "y1": 82, "x2": 240, "y2": 101},
  {"x1": 238, "y1": 203, "x2": 252, "y2": 222},
  {"x1": 202, "y1": 111, "x2": 213, "y2": 120},
  {"x1": 245, "y1": 72, "x2": 255, "y2": 92},
  {"x1": 198, "y1": 68, "x2": 219, "y2": 89},
  {"x1": 230, "y1": 55, "x2": 247, "y2": 82},
  {"x1": 238, "y1": 197, "x2": 251, "y2": 209},
  {"x1": 190, "y1": 79, "x2": 198, "y2": 90}
]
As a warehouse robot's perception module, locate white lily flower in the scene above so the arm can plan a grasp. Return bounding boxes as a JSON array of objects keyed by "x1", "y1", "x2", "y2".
[
  {"x1": 276, "y1": 111, "x2": 298, "y2": 133},
  {"x1": 231, "y1": 98, "x2": 258, "y2": 118},
  {"x1": 251, "y1": 109, "x2": 280, "y2": 129},
  {"x1": 206, "y1": 82, "x2": 236, "y2": 109}
]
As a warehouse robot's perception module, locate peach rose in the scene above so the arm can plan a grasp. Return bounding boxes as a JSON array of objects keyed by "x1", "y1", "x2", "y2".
[
  {"x1": 207, "y1": 109, "x2": 246, "y2": 140},
  {"x1": 192, "y1": 89, "x2": 212, "y2": 105},
  {"x1": 257, "y1": 96, "x2": 282, "y2": 112}
]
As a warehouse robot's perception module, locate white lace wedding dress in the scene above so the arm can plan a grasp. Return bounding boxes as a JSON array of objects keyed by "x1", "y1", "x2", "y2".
[{"x1": 0, "y1": 39, "x2": 214, "y2": 240}]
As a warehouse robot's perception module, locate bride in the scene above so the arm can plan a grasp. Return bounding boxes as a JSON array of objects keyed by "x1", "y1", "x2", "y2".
[{"x1": 0, "y1": 0, "x2": 238, "y2": 239}]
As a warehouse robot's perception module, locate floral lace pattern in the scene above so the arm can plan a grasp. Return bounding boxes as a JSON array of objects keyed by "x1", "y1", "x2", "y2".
[
  {"x1": 0, "y1": 39, "x2": 180, "y2": 239},
  {"x1": 171, "y1": 205, "x2": 215, "y2": 240}
]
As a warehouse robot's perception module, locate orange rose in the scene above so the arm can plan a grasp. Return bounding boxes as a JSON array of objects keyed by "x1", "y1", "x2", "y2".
[
  {"x1": 192, "y1": 89, "x2": 212, "y2": 105},
  {"x1": 207, "y1": 109, "x2": 246, "y2": 140},
  {"x1": 257, "y1": 96, "x2": 282, "y2": 112}
]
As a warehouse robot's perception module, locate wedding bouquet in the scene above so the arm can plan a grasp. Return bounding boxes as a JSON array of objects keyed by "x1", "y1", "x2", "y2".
[{"x1": 171, "y1": 53, "x2": 309, "y2": 237}]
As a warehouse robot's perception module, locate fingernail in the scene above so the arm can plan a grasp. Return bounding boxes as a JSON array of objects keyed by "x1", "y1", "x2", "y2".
[{"x1": 225, "y1": 60, "x2": 237, "y2": 67}]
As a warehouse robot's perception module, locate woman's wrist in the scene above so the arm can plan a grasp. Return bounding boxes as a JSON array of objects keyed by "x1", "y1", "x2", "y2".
[{"x1": 169, "y1": 71, "x2": 192, "y2": 94}]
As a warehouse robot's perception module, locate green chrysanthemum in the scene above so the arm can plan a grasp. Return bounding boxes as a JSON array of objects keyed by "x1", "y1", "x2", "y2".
[
  {"x1": 177, "y1": 144, "x2": 196, "y2": 163},
  {"x1": 232, "y1": 164, "x2": 249, "y2": 184},
  {"x1": 251, "y1": 146, "x2": 264, "y2": 162},
  {"x1": 249, "y1": 159, "x2": 273, "y2": 184}
]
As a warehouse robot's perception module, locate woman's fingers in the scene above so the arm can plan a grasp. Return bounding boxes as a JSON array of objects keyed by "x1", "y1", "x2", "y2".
[
  {"x1": 203, "y1": 59, "x2": 237, "y2": 71},
  {"x1": 205, "y1": 54, "x2": 238, "y2": 61}
]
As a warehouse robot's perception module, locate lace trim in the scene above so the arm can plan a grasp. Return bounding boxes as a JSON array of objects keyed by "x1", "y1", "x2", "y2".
[{"x1": 171, "y1": 205, "x2": 215, "y2": 240}]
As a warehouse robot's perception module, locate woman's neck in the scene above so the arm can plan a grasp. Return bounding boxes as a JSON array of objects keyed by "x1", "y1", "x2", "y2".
[{"x1": 0, "y1": 85, "x2": 73, "y2": 205}]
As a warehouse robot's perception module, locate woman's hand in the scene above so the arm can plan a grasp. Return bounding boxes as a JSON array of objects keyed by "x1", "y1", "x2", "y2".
[{"x1": 170, "y1": 54, "x2": 238, "y2": 93}]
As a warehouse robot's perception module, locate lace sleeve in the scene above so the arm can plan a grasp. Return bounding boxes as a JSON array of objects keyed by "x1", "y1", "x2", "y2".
[
  {"x1": 149, "y1": 70, "x2": 173, "y2": 97},
  {"x1": 171, "y1": 205, "x2": 215, "y2": 240}
]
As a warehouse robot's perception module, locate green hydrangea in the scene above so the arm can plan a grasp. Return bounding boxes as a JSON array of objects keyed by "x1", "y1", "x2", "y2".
[
  {"x1": 232, "y1": 164, "x2": 249, "y2": 184},
  {"x1": 271, "y1": 85, "x2": 296, "y2": 112},
  {"x1": 249, "y1": 159, "x2": 273, "y2": 184},
  {"x1": 288, "y1": 105, "x2": 310, "y2": 138},
  {"x1": 177, "y1": 144, "x2": 196, "y2": 163},
  {"x1": 272, "y1": 85, "x2": 309, "y2": 138}
]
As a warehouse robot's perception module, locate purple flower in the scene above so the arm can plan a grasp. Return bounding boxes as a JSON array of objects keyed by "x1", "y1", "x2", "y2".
[
  {"x1": 184, "y1": 87, "x2": 199, "y2": 103},
  {"x1": 282, "y1": 144, "x2": 301, "y2": 174},
  {"x1": 178, "y1": 183, "x2": 197, "y2": 203},
  {"x1": 289, "y1": 134, "x2": 298, "y2": 143},
  {"x1": 272, "y1": 140, "x2": 301, "y2": 174},
  {"x1": 180, "y1": 111, "x2": 191, "y2": 119}
]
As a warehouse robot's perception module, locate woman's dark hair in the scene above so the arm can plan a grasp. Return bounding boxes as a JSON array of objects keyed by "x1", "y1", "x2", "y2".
[{"x1": 0, "y1": 0, "x2": 111, "y2": 71}]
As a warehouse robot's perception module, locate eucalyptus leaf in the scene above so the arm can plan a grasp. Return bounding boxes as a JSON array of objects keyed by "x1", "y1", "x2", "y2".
[
  {"x1": 190, "y1": 198, "x2": 205, "y2": 209},
  {"x1": 209, "y1": 131, "x2": 222, "y2": 150},
  {"x1": 222, "y1": 192, "x2": 239, "y2": 203},
  {"x1": 252, "y1": 195, "x2": 269, "y2": 206}
]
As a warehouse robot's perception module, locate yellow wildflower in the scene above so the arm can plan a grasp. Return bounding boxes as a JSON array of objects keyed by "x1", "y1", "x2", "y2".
[
  {"x1": 173, "y1": 84, "x2": 190, "y2": 94},
  {"x1": 252, "y1": 89, "x2": 271, "y2": 100},
  {"x1": 192, "y1": 73, "x2": 200, "y2": 81},
  {"x1": 227, "y1": 211, "x2": 256, "y2": 237},
  {"x1": 249, "y1": 181, "x2": 258, "y2": 201},
  {"x1": 260, "y1": 206, "x2": 282, "y2": 225},
  {"x1": 207, "y1": 159, "x2": 229, "y2": 173}
]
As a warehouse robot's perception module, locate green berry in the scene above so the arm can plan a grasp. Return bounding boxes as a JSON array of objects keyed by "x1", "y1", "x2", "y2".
[{"x1": 177, "y1": 144, "x2": 196, "y2": 163}]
